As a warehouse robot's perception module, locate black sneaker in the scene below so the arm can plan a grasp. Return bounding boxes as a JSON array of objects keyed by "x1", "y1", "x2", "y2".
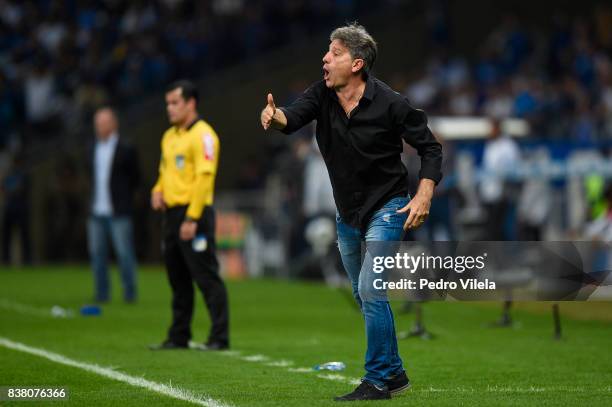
[
  {"x1": 386, "y1": 372, "x2": 410, "y2": 395},
  {"x1": 148, "y1": 340, "x2": 188, "y2": 351},
  {"x1": 334, "y1": 381, "x2": 390, "y2": 401}
]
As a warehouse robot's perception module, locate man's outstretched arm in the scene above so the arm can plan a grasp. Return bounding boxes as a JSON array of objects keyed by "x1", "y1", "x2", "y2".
[{"x1": 260, "y1": 83, "x2": 322, "y2": 133}]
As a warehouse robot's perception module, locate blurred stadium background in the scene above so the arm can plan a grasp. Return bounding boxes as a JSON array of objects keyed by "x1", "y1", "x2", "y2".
[
  {"x1": 1, "y1": 0, "x2": 612, "y2": 271},
  {"x1": 1, "y1": 0, "x2": 612, "y2": 405}
]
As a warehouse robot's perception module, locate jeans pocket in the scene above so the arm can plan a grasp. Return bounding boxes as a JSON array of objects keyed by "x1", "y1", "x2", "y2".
[{"x1": 374, "y1": 196, "x2": 410, "y2": 216}]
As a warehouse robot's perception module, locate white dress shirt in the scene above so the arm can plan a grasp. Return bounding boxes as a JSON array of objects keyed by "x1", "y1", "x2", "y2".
[
  {"x1": 92, "y1": 132, "x2": 118, "y2": 216},
  {"x1": 479, "y1": 135, "x2": 521, "y2": 203}
]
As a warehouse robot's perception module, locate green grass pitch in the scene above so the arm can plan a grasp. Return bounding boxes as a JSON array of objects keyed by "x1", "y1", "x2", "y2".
[{"x1": 0, "y1": 267, "x2": 611, "y2": 406}]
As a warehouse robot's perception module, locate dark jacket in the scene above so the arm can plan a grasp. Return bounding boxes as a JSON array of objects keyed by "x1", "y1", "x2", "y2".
[{"x1": 87, "y1": 138, "x2": 141, "y2": 217}]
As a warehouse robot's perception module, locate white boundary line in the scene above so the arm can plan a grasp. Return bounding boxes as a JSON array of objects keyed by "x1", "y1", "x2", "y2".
[
  {"x1": 4, "y1": 300, "x2": 609, "y2": 396},
  {"x1": 0, "y1": 337, "x2": 232, "y2": 407},
  {"x1": 316, "y1": 373, "x2": 361, "y2": 386},
  {"x1": 2, "y1": 336, "x2": 605, "y2": 398}
]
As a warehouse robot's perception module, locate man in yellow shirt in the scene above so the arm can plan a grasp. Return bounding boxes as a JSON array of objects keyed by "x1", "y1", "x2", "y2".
[{"x1": 149, "y1": 80, "x2": 229, "y2": 351}]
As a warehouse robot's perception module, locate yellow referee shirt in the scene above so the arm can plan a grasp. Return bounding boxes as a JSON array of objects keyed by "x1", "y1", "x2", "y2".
[{"x1": 152, "y1": 119, "x2": 220, "y2": 220}]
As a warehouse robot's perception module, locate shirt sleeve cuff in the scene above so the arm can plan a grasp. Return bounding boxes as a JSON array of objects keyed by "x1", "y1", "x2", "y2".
[
  {"x1": 278, "y1": 107, "x2": 296, "y2": 134},
  {"x1": 418, "y1": 167, "x2": 442, "y2": 185},
  {"x1": 186, "y1": 206, "x2": 203, "y2": 220}
]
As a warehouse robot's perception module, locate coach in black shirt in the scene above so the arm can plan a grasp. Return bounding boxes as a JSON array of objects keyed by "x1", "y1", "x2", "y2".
[
  {"x1": 261, "y1": 23, "x2": 442, "y2": 401},
  {"x1": 279, "y1": 72, "x2": 441, "y2": 230}
]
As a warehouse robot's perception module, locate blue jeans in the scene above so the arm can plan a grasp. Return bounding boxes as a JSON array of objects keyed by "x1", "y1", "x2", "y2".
[
  {"x1": 87, "y1": 215, "x2": 138, "y2": 301},
  {"x1": 336, "y1": 196, "x2": 409, "y2": 387}
]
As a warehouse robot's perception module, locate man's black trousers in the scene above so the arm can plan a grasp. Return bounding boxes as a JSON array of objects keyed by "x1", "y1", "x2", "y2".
[{"x1": 162, "y1": 205, "x2": 229, "y2": 347}]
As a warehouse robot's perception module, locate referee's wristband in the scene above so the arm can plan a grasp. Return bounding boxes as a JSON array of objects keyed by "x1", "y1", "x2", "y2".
[{"x1": 184, "y1": 216, "x2": 198, "y2": 223}]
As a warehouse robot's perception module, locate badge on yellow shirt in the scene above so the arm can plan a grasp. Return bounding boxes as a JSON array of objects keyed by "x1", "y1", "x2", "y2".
[{"x1": 202, "y1": 132, "x2": 215, "y2": 161}]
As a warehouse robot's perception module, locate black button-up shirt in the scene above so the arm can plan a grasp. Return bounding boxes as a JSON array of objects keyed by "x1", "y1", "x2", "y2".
[{"x1": 280, "y1": 76, "x2": 443, "y2": 229}]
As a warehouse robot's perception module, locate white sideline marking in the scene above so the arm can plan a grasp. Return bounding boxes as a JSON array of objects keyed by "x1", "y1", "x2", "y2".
[
  {"x1": 287, "y1": 367, "x2": 313, "y2": 373},
  {"x1": 265, "y1": 360, "x2": 293, "y2": 367},
  {"x1": 0, "y1": 337, "x2": 232, "y2": 407},
  {"x1": 221, "y1": 350, "x2": 363, "y2": 385},
  {"x1": 0, "y1": 297, "x2": 364, "y2": 388},
  {"x1": 219, "y1": 350, "x2": 242, "y2": 357},
  {"x1": 241, "y1": 354, "x2": 269, "y2": 362},
  {"x1": 317, "y1": 373, "x2": 361, "y2": 386},
  {"x1": 3, "y1": 334, "x2": 605, "y2": 396}
]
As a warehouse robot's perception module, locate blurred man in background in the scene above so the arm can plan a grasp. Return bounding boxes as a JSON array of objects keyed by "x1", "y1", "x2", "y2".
[
  {"x1": 150, "y1": 80, "x2": 229, "y2": 351},
  {"x1": 87, "y1": 107, "x2": 141, "y2": 303},
  {"x1": 261, "y1": 23, "x2": 442, "y2": 401},
  {"x1": 479, "y1": 119, "x2": 521, "y2": 326},
  {"x1": 479, "y1": 119, "x2": 521, "y2": 241}
]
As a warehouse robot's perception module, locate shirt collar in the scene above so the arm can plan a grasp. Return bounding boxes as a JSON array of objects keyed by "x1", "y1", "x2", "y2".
[
  {"x1": 175, "y1": 117, "x2": 200, "y2": 134},
  {"x1": 362, "y1": 75, "x2": 375, "y2": 102},
  {"x1": 187, "y1": 117, "x2": 200, "y2": 130},
  {"x1": 97, "y1": 132, "x2": 119, "y2": 146}
]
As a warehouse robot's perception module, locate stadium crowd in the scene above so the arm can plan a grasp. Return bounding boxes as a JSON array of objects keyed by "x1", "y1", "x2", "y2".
[
  {"x1": 404, "y1": 6, "x2": 612, "y2": 140},
  {"x1": 0, "y1": 0, "x2": 385, "y2": 149},
  {"x1": 2, "y1": 1, "x2": 612, "y2": 266}
]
